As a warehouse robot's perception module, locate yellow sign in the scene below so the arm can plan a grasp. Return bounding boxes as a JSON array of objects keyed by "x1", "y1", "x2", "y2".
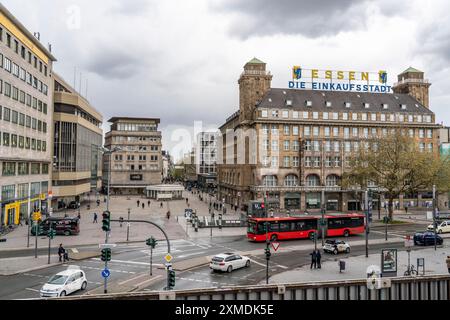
[
  {"x1": 32, "y1": 211, "x2": 41, "y2": 221},
  {"x1": 164, "y1": 253, "x2": 173, "y2": 263}
]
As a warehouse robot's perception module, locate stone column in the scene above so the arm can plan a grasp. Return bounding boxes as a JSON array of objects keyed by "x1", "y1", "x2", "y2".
[
  {"x1": 279, "y1": 192, "x2": 285, "y2": 210},
  {"x1": 300, "y1": 192, "x2": 306, "y2": 211}
]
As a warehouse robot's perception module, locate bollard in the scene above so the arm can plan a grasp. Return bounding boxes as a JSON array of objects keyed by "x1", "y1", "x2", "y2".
[
  {"x1": 339, "y1": 260, "x2": 346, "y2": 273},
  {"x1": 218, "y1": 214, "x2": 222, "y2": 230}
]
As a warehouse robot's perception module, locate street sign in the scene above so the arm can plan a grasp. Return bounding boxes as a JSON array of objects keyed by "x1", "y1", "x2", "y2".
[
  {"x1": 99, "y1": 243, "x2": 117, "y2": 249},
  {"x1": 101, "y1": 269, "x2": 110, "y2": 278},
  {"x1": 404, "y1": 236, "x2": 414, "y2": 248},
  {"x1": 271, "y1": 242, "x2": 280, "y2": 251},
  {"x1": 164, "y1": 253, "x2": 173, "y2": 263}
]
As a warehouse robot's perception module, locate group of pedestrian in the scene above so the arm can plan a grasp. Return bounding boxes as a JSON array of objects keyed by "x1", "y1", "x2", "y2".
[{"x1": 310, "y1": 249, "x2": 322, "y2": 269}]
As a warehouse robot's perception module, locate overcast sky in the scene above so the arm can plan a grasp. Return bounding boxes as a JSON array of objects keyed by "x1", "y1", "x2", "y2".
[{"x1": 3, "y1": 0, "x2": 450, "y2": 162}]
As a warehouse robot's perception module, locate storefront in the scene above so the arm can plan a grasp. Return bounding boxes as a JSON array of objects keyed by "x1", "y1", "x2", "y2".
[
  {"x1": 306, "y1": 192, "x2": 321, "y2": 209},
  {"x1": 284, "y1": 192, "x2": 301, "y2": 209},
  {"x1": 145, "y1": 184, "x2": 184, "y2": 200}
]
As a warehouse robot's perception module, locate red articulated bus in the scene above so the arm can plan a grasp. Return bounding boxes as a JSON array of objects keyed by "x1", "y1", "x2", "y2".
[{"x1": 247, "y1": 213, "x2": 365, "y2": 242}]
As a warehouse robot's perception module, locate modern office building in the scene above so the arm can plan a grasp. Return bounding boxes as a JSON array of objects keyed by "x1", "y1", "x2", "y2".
[
  {"x1": 196, "y1": 131, "x2": 218, "y2": 191},
  {"x1": 103, "y1": 117, "x2": 162, "y2": 195},
  {"x1": 0, "y1": 4, "x2": 56, "y2": 226},
  {"x1": 51, "y1": 73, "x2": 103, "y2": 209},
  {"x1": 217, "y1": 58, "x2": 441, "y2": 212}
]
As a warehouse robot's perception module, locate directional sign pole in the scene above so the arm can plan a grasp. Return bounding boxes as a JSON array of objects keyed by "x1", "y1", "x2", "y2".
[
  {"x1": 150, "y1": 246, "x2": 153, "y2": 276},
  {"x1": 34, "y1": 218, "x2": 38, "y2": 259}
]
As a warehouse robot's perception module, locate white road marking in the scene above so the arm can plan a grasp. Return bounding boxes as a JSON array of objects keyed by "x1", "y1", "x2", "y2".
[
  {"x1": 25, "y1": 288, "x2": 40, "y2": 293},
  {"x1": 248, "y1": 258, "x2": 266, "y2": 267},
  {"x1": 91, "y1": 258, "x2": 164, "y2": 267},
  {"x1": 118, "y1": 273, "x2": 148, "y2": 285},
  {"x1": 177, "y1": 251, "x2": 205, "y2": 258}
]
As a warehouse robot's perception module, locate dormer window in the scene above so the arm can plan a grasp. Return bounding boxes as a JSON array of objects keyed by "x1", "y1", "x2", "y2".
[
  {"x1": 345, "y1": 102, "x2": 351, "y2": 108},
  {"x1": 326, "y1": 101, "x2": 332, "y2": 107},
  {"x1": 305, "y1": 100, "x2": 312, "y2": 107},
  {"x1": 364, "y1": 103, "x2": 370, "y2": 109},
  {"x1": 382, "y1": 103, "x2": 389, "y2": 109},
  {"x1": 286, "y1": 99, "x2": 292, "y2": 106},
  {"x1": 272, "y1": 110, "x2": 279, "y2": 117},
  {"x1": 400, "y1": 104, "x2": 407, "y2": 110}
]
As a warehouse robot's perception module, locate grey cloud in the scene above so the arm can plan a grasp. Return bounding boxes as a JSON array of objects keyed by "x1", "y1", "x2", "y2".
[
  {"x1": 210, "y1": 0, "x2": 413, "y2": 39},
  {"x1": 109, "y1": 0, "x2": 152, "y2": 16}
]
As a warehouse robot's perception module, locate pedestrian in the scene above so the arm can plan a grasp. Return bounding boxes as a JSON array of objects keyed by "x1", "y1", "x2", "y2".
[
  {"x1": 137, "y1": 200, "x2": 140, "y2": 207},
  {"x1": 310, "y1": 250, "x2": 317, "y2": 269},
  {"x1": 160, "y1": 202, "x2": 163, "y2": 208},
  {"x1": 167, "y1": 211, "x2": 171, "y2": 220},
  {"x1": 315, "y1": 249, "x2": 322, "y2": 269},
  {"x1": 148, "y1": 200, "x2": 150, "y2": 207},
  {"x1": 405, "y1": 206, "x2": 408, "y2": 214},
  {"x1": 446, "y1": 256, "x2": 450, "y2": 274},
  {"x1": 58, "y1": 244, "x2": 65, "y2": 262},
  {"x1": 142, "y1": 203, "x2": 145, "y2": 209},
  {"x1": 77, "y1": 212, "x2": 81, "y2": 219},
  {"x1": 96, "y1": 199, "x2": 100, "y2": 206},
  {"x1": 186, "y1": 198, "x2": 189, "y2": 204},
  {"x1": 93, "y1": 212, "x2": 98, "y2": 223}
]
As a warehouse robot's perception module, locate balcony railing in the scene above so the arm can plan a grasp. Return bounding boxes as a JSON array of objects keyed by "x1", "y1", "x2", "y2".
[{"x1": 394, "y1": 78, "x2": 429, "y2": 86}]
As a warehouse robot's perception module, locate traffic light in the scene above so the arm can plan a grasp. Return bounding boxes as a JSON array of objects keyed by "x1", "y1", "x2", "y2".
[
  {"x1": 264, "y1": 247, "x2": 271, "y2": 260},
  {"x1": 47, "y1": 229, "x2": 56, "y2": 239},
  {"x1": 146, "y1": 237, "x2": 157, "y2": 248},
  {"x1": 168, "y1": 270, "x2": 176, "y2": 289},
  {"x1": 102, "y1": 211, "x2": 110, "y2": 232},
  {"x1": 32, "y1": 224, "x2": 43, "y2": 235},
  {"x1": 101, "y1": 248, "x2": 112, "y2": 262}
]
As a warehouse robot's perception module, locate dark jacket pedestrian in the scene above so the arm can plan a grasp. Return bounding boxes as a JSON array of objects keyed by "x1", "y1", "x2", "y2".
[
  {"x1": 93, "y1": 212, "x2": 98, "y2": 223},
  {"x1": 96, "y1": 199, "x2": 100, "y2": 206},
  {"x1": 167, "y1": 211, "x2": 171, "y2": 220},
  {"x1": 160, "y1": 202, "x2": 163, "y2": 208},
  {"x1": 315, "y1": 250, "x2": 322, "y2": 269},
  {"x1": 142, "y1": 203, "x2": 145, "y2": 209},
  {"x1": 137, "y1": 200, "x2": 140, "y2": 207},
  {"x1": 148, "y1": 200, "x2": 150, "y2": 207},
  {"x1": 310, "y1": 251, "x2": 317, "y2": 269},
  {"x1": 58, "y1": 244, "x2": 65, "y2": 262},
  {"x1": 77, "y1": 212, "x2": 81, "y2": 219}
]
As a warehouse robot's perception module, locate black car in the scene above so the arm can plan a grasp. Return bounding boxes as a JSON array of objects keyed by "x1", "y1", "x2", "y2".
[
  {"x1": 413, "y1": 232, "x2": 443, "y2": 246},
  {"x1": 67, "y1": 201, "x2": 80, "y2": 209},
  {"x1": 31, "y1": 217, "x2": 80, "y2": 236}
]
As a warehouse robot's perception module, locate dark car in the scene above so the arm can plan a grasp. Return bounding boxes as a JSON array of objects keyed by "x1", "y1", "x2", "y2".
[
  {"x1": 31, "y1": 217, "x2": 80, "y2": 236},
  {"x1": 413, "y1": 232, "x2": 443, "y2": 246},
  {"x1": 67, "y1": 201, "x2": 80, "y2": 209}
]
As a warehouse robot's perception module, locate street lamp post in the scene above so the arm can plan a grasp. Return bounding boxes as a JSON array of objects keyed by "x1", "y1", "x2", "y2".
[
  {"x1": 365, "y1": 190, "x2": 369, "y2": 258},
  {"x1": 433, "y1": 184, "x2": 437, "y2": 251}
]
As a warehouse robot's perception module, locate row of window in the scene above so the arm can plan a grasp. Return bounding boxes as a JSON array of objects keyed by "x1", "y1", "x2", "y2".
[
  {"x1": 0, "y1": 27, "x2": 49, "y2": 76},
  {"x1": 0, "y1": 78, "x2": 48, "y2": 114},
  {"x1": 115, "y1": 123, "x2": 158, "y2": 132},
  {"x1": 1, "y1": 181, "x2": 48, "y2": 202},
  {"x1": 262, "y1": 174, "x2": 337, "y2": 187},
  {"x1": 114, "y1": 155, "x2": 158, "y2": 161},
  {"x1": 1, "y1": 132, "x2": 47, "y2": 151},
  {"x1": 113, "y1": 164, "x2": 160, "y2": 170},
  {"x1": 260, "y1": 109, "x2": 433, "y2": 123},
  {"x1": 1, "y1": 54, "x2": 48, "y2": 96},
  {"x1": 112, "y1": 145, "x2": 160, "y2": 152},
  {"x1": 262, "y1": 124, "x2": 434, "y2": 139},
  {"x1": 263, "y1": 139, "x2": 434, "y2": 153},
  {"x1": 2, "y1": 161, "x2": 49, "y2": 176},
  {"x1": 1, "y1": 106, "x2": 47, "y2": 132},
  {"x1": 112, "y1": 136, "x2": 160, "y2": 142}
]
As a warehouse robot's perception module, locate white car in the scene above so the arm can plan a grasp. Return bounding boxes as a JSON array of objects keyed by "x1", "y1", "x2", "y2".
[
  {"x1": 210, "y1": 253, "x2": 250, "y2": 273},
  {"x1": 427, "y1": 220, "x2": 450, "y2": 234},
  {"x1": 323, "y1": 240, "x2": 351, "y2": 255},
  {"x1": 40, "y1": 266, "x2": 88, "y2": 298}
]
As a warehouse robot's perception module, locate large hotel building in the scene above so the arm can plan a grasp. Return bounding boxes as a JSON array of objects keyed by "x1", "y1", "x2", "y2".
[
  {"x1": 217, "y1": 58, "x2": 443, "y2": 212},
  {"x1": 103, "y1": 117, "x2": 162, "y2": 195},
  {"x1": 0, "y1": 4, "x2": 56, "y2": 225}
]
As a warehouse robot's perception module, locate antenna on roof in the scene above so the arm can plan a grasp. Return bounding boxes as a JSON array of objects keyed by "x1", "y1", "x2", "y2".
[
  {"x1": 85, "y1": 78, "x2": 88, "y2": 100},
  {"x1": 48, "y1": 43, "x2": 52, "y2": 52},
  {"x1": 73, "y1": 66, "x2": 76, "y2": 89},
  {"x1": 33, "y1": 32, "x2": 40, "y2": 40}
]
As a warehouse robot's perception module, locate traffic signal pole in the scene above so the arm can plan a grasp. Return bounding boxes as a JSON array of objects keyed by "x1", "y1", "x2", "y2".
[
  {"x1": 34, "y1": 219, "x2": 38, "y2": 258},
  {"x1": 365, "y1": 190, "x2": 369, "y2": 258}
]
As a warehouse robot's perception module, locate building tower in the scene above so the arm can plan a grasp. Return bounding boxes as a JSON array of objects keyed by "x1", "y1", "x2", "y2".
[
  {"x1": 392, "y1": 67, "x2": 431, "y2": 108},
  {"x1": 238, "y1": 58, "x2": 272, "y2": 123}
]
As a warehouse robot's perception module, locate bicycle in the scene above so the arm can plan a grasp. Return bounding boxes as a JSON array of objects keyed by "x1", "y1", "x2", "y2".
[{"x1": 404, "y1": 264, "x2": 418, "y2": 276}]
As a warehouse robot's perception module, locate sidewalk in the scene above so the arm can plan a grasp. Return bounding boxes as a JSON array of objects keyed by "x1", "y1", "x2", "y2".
[
  {"x1": 0, "y1": 190, "x2": 226, "y2": 250},
  {"x1": 0, "y1": 255, "x2": 63, "y2": 275},
  {"x1": 267, "y1": 244, "x2": 450, "y2": 285}
]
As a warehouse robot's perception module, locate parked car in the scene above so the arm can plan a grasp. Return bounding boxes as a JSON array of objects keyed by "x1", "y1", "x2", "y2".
[
  {"x1": 67, "y1": 201, "x2": 80, "y2": 209},
  {"x1": 31, "y1": 217, "x2": 80, "y2": 236},
  {"x1": 413, "y1": 232, "x2": 443, "y2": 246},
  {"x1": 210, "y1": 253, "x2": 250, "y2": 273},
  {"x1": 40, "y1": 266, "x2": 87, "y2": 298},
  {"x1": 427, "y1": 220, "x2": 450, "y2": 234},
  {"x1": 323, "y1": 239, "x2": 351, "y2": 254}
]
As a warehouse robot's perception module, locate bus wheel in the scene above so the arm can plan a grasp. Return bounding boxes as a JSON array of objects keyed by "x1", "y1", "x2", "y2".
[
  {"x1": 270, "y1": 234, "x2": 278, "y2": 242},
  {"x1": 343, "y1": 230, "x2": 350, "y2": 237}
]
